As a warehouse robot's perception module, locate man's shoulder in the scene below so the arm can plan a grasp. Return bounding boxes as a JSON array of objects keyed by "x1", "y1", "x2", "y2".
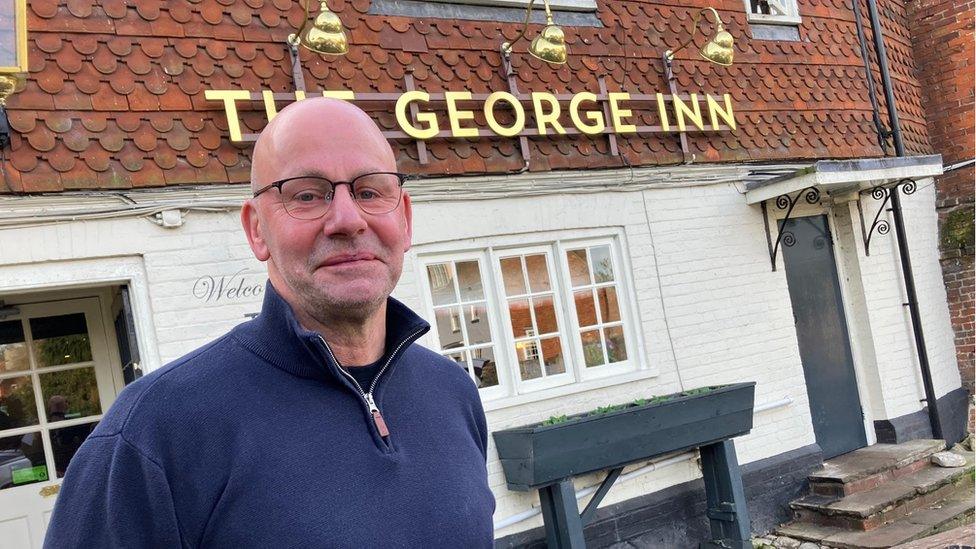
[
  {"x1": 92, "y1": 330, "x2": 250, "y2": 440},
  {"x1": 400, "y1": 344, "x2": 480, "y2": 395}
]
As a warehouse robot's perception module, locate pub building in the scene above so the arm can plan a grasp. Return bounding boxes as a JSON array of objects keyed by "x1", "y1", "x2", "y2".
[{"x1": 0, "y1": 0, "x2": 969, "y2": 546}]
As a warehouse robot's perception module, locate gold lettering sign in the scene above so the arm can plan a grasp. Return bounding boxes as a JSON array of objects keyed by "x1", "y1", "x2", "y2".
[{"x1": 208, "y1": 89, "x2": 736, "y2": 143}]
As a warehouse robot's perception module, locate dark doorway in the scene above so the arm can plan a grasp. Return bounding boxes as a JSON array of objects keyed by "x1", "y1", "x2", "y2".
[{"x1": 780, "y1": 215, "x2": 867, "y2": 459}]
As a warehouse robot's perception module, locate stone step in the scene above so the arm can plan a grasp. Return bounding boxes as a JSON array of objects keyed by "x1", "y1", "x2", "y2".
[
  {"x1": 790, "y1": 451, "x2": 973, "y2": 531},
  {"x1": 777, "y1": 481, "x2": 975, "y2": 548},
  {"x1": 808, "y1": 440, "x2": 945, "y2": 498}
]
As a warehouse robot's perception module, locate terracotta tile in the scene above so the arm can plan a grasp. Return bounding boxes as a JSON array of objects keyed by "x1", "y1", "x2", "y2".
[
  {"x1": 101, "y1": 0, "x2": 127, "y2": 19},
  {"x1": 9, "y1": 146, "x2": 38, "y2": 172},
  {"x1": 29, "y1": 0, "x2": 59, "y2": 19},
  {"x1": 21, "y1": 164, "x2": 63, "y2": 193}
]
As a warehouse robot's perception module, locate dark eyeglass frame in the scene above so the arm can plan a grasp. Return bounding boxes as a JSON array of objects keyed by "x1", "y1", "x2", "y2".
[{"x1": 252, "y1": 172, "x2": 413, "y2": 218}]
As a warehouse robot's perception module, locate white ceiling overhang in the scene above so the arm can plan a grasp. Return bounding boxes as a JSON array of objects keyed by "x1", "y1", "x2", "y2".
[{"x1": 744, "y1": 155, "x2": 944, "y2": 205}]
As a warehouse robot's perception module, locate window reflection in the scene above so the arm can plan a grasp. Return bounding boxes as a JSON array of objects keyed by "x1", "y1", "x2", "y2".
[
  {"x1": 51, "y1": 422, "x2": 96, "y2": 478},
  {"x1": 0, "y1": 0, "x2": 17, "y2": 68},
  {"x1": 591, "y1": 245, "x2": 615, "y2": 282},
  {"x1": 40, "y1": 367, "x2": 102, "y2": 423},
  {"x1": 566, "y1": 245, "x2": 628, "y2": 368},
  {"x1": 0, "y1": 320, "x2": 28, "y2": 373},
  {"x1": 456, "y1": 261, "x2": 484, "y2": 301},
  {"x1": 30, "y1": 313, "x2": 93, "y2": 367},
  {"x1": 0, "y1": 431, "x2": 46, "y2": 490},
  {"x1": 470, "y1": 347, "x2": 497, "y2": 389},
  {"x1": 427, "y1": 264, "x2": 457, "y2": 306},
  {"x1": 500, "y1": 257, "x2": 526, "y2": 296},
  {"x1": 0, "y1": 375, "x2": 38, "y2": 430}
]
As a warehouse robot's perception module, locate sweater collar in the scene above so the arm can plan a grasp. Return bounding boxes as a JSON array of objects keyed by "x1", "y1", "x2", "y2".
[{"x1": 235, "y1": 280, "x2": 430, "y2": 382}]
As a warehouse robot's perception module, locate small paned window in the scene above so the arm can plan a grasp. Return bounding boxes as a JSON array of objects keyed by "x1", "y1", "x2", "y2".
[
  {"x1": 420, "y1": 237, "x2": 638, "y2": 401},
  {"x1": 498, "y1": 251, "x2": 568, "y2": 384},
  {"x1": 745, "y1": 0, "x2": 801, "y2": 25},
  {"x1": 426, "y1": 260, "x2": 499, "y2": 390},
  {"x1": 565, "y1": 245, "x2": 628, "y2": 368}
]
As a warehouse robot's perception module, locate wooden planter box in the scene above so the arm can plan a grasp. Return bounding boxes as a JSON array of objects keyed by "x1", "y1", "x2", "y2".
[{"x1": 492, "y1": 382, "x2": 756, "y2": 491}]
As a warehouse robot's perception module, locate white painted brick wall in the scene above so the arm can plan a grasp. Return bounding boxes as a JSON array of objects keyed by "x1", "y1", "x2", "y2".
[{"x1": 0, "y1": 176, "x2": 959, "y2": 539}]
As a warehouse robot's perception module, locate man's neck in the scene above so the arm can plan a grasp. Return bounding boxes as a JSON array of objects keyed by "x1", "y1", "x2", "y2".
[{"x1": 295, "y1": 301, "x2": 388, "y2": 367}]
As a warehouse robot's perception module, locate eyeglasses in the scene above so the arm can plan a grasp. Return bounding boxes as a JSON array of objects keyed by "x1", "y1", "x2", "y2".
[{"x1": 253, "y1": 172, "x2": 410, "y2": 220}]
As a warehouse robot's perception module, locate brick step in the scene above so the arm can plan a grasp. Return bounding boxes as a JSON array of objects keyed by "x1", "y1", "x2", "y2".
[
  {"x1": 808, "y1": 440, "x2": 946, "y2": 498},
  {"x1": 791, "y1": 466, "x2": 971, "y2": 531},
  {"x1": 776, "y1": 481, "x2": 974, "y2": 549}
]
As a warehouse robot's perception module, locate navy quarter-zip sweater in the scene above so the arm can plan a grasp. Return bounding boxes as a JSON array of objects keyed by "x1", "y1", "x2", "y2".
[{"x1": 44, "y1": 283, "x2": 496, "y2": 548}]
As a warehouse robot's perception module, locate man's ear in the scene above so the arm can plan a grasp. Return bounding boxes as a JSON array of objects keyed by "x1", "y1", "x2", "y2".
[
  {"x1": 241, "y1": 199, "x2": 271, "y2": 261},
  {"x1": 401, "y1": 191, "x2": 413, "y2": 252}
]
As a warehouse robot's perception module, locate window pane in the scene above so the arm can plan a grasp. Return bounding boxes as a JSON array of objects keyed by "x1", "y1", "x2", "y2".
[
  {"x1": 597, "y1": 287, "x2": 621, "y2": 323},
  {"x1": 427, "y1": 264, "x2": 457, "y2": 306},
  {"x1": 508, "y1": 299, "x2": 533, "y2": 337},
  {"x1": 540, "y1": 337, "x2": 565, "y2": 375},
  {"x1": 0, "y1": 431, "x2": 47, "y2": 491},
  {"x1": 464, "y1": 303, "x2": 491, "y2": 345},
  {"x1": 605, "y1": 326, "x2": 628, "y2": 363},
  {"x1": 0, "y1": 376, "x2": 38, "y2": 430},
  {"x1": 40, "y1": 367, "x2": 102, "y2": 423},
  {"x1": 524, "y1": 254, "x2": 551, "y2": 293},
  {"x1": 500, "y1": 257, "x2": 526, "y2": 296},
  {"x1": 574, "y1": 290, "x2": 597, "y2": 327},
  {"x1": 51, "y1": 422, "x2": 97, "y2": 478},
  {"x1": 591, "y1": 245, "x2": 614, "y2": 283},
  {"x1": 581, "y1": 329, "x2": 604, "y2": 367},
  {"x1": 0, "y1": 320, "x2": 28, "y2": 373},
  {"x1": 446, "y1": 350, "x2": 468, "y2": 370},
  {"x1": 566, "y1": 249, "x2": 591, "y2": 287},
  {"x1": 434, "y1": 306, "x2": 464, "y2": 350},
  {"x1": 30, "y1": 314, "x2": 93, "y2": 367},
  {"x1": 471, "y1": 347, "x2": 498, "y2": 389},
  {"x1": 0, "y1": 0, "x2": 17, "y2": 68},
  {"x1": 532, "y1": 296, "x2": 558, "y2": 335},
  {"x1": 456, "y1": 261, "x2": 484, "y2": 302},
  {"x1": 515, "y1": 340, "x2": 542, "y2": 381}
]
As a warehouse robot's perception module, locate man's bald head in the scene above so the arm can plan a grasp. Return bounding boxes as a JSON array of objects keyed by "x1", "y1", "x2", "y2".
[
  {"x1": 240, "y1": 96, "x2": 412, "y2": 334},
  {"x1": 250, "y1": 98, "x2": 396, "y2": 193}
]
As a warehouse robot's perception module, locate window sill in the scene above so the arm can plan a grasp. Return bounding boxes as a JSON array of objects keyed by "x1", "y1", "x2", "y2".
[
  {"x1": 369, "y1": 0, "x2": 603, "y2": 27},
  {"x1": 481, "y1": 366, "x2": 659, "y2": 412},
  {"x1": 749, "y1": 23, "x2": 801, "y2": 42}
]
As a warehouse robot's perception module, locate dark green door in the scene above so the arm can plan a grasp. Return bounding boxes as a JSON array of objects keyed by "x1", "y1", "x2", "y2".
[{"x1": 780, "y1": 215, "x2": 867, "y2": 459}]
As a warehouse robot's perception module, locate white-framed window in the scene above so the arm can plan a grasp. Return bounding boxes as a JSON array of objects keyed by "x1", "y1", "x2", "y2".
[
  {"x1": 744, "y1": 0, "x2": 801, "y2": 25},
  {"x1": 418, "y1": 233, "x2": 640, "y2": 402},
  {"x1": 422, "y1": 254, "x2": 502, "y2": 397}
]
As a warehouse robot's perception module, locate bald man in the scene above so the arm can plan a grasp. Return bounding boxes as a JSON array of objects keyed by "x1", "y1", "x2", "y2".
[{"x1": 45, "y1": 99, "x2": 496, "y2": 548}]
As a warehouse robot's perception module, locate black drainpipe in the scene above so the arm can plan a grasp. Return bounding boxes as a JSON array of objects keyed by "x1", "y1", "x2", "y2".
[{"x1": 858, "y1": 0, "x2": 945, "y2": 440}]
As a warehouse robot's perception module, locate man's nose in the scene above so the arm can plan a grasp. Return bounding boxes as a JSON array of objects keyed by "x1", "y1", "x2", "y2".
[{"x1": 323, "y1": 183, "x2": 368, "y2": 236}]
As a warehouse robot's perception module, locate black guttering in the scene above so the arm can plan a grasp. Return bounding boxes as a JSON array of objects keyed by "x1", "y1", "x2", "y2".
[{"x1": 859, "y1": 0, "x2": 945, "y2": 440}]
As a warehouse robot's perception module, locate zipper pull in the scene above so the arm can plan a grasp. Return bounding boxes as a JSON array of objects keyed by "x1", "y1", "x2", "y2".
[{"x1": 365, "y1": 393, "x2": 390, "y2": 438}]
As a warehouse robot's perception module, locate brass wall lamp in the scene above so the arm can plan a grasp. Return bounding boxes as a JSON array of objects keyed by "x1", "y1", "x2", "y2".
[
  {"x1": 663, "y1": 7, "x2": 734, "y2": 68},
  {"x1": 289, "y1": 0, "x2": 349, "y2": 56},
  {"x1": 285, "y1": 0, "x2": 348, "y2": 94},
  {"x1": 501, "y1": 0, "x2": 568, "y2": 65}
]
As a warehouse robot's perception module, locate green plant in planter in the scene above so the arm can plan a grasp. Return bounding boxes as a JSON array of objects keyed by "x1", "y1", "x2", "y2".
[
  {"x1": 541, "y1": 414, "x2": 568, "y2": 426},
  {"x1": 538, "y1": 386, "x2": 721, "y2": 428}
]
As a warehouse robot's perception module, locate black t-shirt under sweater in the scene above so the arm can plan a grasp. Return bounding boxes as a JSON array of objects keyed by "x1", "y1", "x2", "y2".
[{"x1": 340, "y1": 359, "x2": 384, "y2": 391}]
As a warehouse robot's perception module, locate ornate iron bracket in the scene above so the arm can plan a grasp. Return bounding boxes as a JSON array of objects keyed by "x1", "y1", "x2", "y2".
[
  {"x1": 856, "y1": 178, "x2": 917, "y2": 256},
  {"x1": 760, "y1": 186, "x2": 821, "y2": 271}
]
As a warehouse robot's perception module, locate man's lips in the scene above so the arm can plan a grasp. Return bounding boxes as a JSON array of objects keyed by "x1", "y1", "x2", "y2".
[{"x1": 320, "y1": 253, "x2": 378, "y2": 267}]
